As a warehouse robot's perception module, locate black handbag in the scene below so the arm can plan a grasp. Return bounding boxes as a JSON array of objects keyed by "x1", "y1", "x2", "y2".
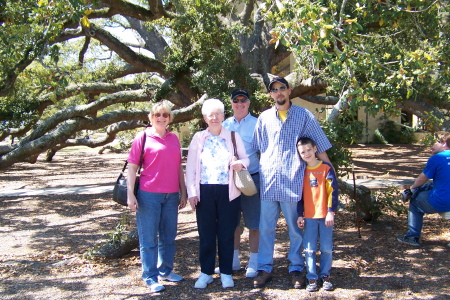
[{"x1": 112, "y1": 132, "x2": 146, "y2": 206}]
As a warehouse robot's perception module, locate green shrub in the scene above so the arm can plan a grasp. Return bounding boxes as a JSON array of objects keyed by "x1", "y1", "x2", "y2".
[
  {"x1": 374, "y1": 120, "x2": 417, "y2": 144},
  {"x1": 372, "y1": 186, "x2": 408, "y2": 217},
  {"x1": 373, "y1": 129, "x2": 388, "y2": 144}
]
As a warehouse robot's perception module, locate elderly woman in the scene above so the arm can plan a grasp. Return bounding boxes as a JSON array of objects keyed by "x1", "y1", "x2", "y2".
[
  {"x1": 127, "y1": 100, "x2": 187, "y2": 293},
  {"x1": 186, "y1": 98, "x2": 250, "y2": 289}
]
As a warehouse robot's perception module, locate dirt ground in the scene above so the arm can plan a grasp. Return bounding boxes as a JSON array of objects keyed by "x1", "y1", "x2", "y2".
[{"x1": 0, "y1": 144, "x2": 449, "y2": 300}]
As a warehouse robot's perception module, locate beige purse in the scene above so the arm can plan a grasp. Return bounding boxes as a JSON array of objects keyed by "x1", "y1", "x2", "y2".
[{"x1": 231, "y1": 131, "x2": 257, "y2": 196}]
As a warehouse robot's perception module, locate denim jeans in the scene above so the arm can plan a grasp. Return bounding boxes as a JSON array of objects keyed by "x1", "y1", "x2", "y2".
[
  {"x1": 257, "y1": 201, "x2": 304, "y2": 273},
  {"x1": 304, "y1": 218, "x2": 333, "y2": 280},
  {"x1": 406, "y1": 189, "x2": 440, "y2": 238},
  {"x1": 240, "y1": 174, "x2": 261, "y2": 230},
  {"x1": 136, "y1": 189, "x2": 180, "y2": 285}
]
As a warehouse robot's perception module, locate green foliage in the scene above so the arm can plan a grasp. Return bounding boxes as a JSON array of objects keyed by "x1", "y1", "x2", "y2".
[
  {"x1": 2, "y1": 0, "x2": 449, "y2": 169},
  {"x1": 372, "y1": 129, "x2": 389, "y2": 144},
  {"x1": 344, "y1": 186, "x2": 408, "y2": 219},
  {"x1": 372, "y1": 186, "x2": 408, "y2": 217},
  {"x1": 107, "y1": 213, "x2": 132, "y2": 244},
  {"x1": 180, "y1": 121, "x2": 202, "y2": 148},
  {"x1": 376, "y1": 119, "x2": 417, "y2": 144},
  {"x1": 161, "y1": 1, "x2": 258, "y2": 100},
  {"x1": 318, "y1": 100, "x2": 363, "y2": 177},
  {"x1": 266, "y1": 0, "x2": 450, "y2": 129},
  {"x1": 320, "y1": 119, "x2": 354, "y2": 178}
]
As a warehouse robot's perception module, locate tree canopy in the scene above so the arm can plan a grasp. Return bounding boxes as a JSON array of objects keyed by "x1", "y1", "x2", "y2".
[{"x1": 1, "y1": 0, "x2": 449, "y2": 170}]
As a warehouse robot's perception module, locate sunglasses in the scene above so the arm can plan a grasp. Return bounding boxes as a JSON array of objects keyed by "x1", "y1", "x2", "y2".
[
  {"x1": 232, "y1": 98, "x2": 249, "y2": 104},
  {"x1": 270, "y1": 86, "x2": 287, "y2": 93},
  {"x1": 154, "y1": 112, "x2": 170, "y2": 118}
]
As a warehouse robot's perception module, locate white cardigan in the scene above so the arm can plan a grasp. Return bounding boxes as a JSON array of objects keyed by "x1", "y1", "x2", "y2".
[{"x1": 185, "y1": 126, "x2": 250, "y2": 201}]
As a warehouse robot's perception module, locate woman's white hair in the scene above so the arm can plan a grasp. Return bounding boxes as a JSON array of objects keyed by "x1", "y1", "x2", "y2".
[{"x1": 201, "y1": 98, "x2": 224, "y2": 116}]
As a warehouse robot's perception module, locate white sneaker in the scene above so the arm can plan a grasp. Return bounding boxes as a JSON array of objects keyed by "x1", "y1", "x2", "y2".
[
  {"x1": 148, "y1": 282, "x2": 165, "y2": 293},
  {"x1": 194, "y1": 273, "x2": 213, "y2": 289},
  {"x1": 245, "y1": 265, "x2": 258, "y2": 278},
  {"x1": 220, "y1": 273, "x2": 234, "y2": 288},
  {"x1": 158, "y1": 272, "x2": 183, "y2": 282},
  {"x1": 214, "y1": 264, "x2": 241, "y2": 274}
]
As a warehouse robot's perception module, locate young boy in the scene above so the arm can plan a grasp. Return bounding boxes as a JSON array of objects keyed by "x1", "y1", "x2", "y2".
[{"x1": 296, "y1": 137, "x2": 339, "y2": 292}]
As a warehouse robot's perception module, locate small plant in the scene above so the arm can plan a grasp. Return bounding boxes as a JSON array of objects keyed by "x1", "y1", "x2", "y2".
[
  {"x1": 181, "y1": 121, "x2": 203, "y2": 148},
  {"x1": 372, "y1": 186, "x2": 408, "y2": 217},
  {"x1": 373, "y1": 129, "x2": 389, "y2": 144},
  {"x1": 375, "y1": 119, "x2": 417, "y2": 144},
  {"x1": 107, "y1": 213, "x2": 132, "y2": 244},
  {"x1": 319, "y1": 119, "x2": 356, "y2": 178},
  {"x1": 82, "y1": 249, "x2": 96, "y2": 261}
]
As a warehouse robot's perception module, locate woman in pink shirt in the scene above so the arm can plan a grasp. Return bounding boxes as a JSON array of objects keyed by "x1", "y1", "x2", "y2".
[
  {"x1": 185, "y1": 98, "x2": 249, "y2": 289},
  {"x1": 127, "y1": 101, "x2": 187, "y2": 293}
]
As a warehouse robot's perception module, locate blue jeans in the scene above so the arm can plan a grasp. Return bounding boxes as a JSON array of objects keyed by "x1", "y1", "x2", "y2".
[
  {"x1": 304, "y1": 218, "x2": 333, "y2": 280},
  {"x1": 136, "y1": 190, "x2": 179, "y2": 285},
  {"x1": 406, "y1": 189, "x2": 440, "y2": 238},
  {"x1": 257, "y1": 201, "x2": 304, "y2": 273}
]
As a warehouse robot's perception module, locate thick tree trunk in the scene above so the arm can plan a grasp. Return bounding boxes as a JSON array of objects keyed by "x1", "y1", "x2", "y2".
[
  {"x1": 337, "y1": 179, "x2": 381, "y2": 222},
  {"x1": 94, "y1": 228, "x2": 139, "y2": 258}
]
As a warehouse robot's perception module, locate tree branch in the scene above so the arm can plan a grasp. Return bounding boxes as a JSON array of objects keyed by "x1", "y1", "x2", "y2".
[
  {"x1": 101, "y1": 0, "x2": 172, "y2": 21},
  {"x1": 0, "y1": 96, "x2": 206, "y2": 169},
  {"x1": 83, "y1": 23, "x2": 169, "y2": 77}
]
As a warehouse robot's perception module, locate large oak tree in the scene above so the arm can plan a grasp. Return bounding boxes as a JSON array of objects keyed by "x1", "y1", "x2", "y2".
[{"x1": 1, "y1": 0, "x2": 449, "y2": 170}]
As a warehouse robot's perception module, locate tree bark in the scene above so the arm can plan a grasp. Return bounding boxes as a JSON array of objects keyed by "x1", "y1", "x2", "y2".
[
  {"x1": 337, "y1": 179, "x2": 381, "y2": 222},
  {"x1": 94, "y1": 228, "x2": 139, "y2": 258}
]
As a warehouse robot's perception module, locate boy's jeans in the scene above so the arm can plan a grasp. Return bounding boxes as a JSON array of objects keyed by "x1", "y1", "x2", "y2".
[{"x1": 304, "y1": 218, "x2": 333, "y2": 280}]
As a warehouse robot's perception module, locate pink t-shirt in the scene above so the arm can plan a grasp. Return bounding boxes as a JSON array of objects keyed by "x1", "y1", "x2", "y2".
[{"x1": 128, "y1": 128, "x2": 181, "y2": 193}]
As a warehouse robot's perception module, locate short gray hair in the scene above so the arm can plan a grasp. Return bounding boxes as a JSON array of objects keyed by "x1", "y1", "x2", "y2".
[{"x1": 201, "y1": 98, "x2": 224, "y2": 116}]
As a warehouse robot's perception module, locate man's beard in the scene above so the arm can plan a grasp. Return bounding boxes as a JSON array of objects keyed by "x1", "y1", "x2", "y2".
[{"x1": 276, "y1": 98, "x2": 287, "y2": 106}]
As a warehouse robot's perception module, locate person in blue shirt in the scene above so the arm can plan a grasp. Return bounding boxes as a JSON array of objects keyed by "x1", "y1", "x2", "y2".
[
  {"x1": 222, "y1": 88, "x2": 260, "y2": 278},
  {"x1": 397, "y1": 131, "x2": 450, "y2": 247},
  {"x1": 252, "y1": 77, "x2": 333, "y2": 289}
]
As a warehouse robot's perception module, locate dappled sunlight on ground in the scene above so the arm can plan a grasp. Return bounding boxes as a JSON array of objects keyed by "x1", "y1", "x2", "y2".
[{"x1": 1, "y1": 145, "x2": 449, "y2": 299}]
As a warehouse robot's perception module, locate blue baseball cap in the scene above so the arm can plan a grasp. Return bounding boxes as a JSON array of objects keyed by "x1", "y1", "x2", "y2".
[
  {"x1": 268, "y1": 77, "x2": 290, "y2": 91},
  {"x1": 231, "y1": 88, "x2": 250, "y2": 100}
]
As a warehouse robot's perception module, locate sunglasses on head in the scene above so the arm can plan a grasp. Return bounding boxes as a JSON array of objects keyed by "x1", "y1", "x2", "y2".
[
  {"x1": 232, "y1": 98, "x2": 249, "y2": 104},
  {"x1": 154, "y1": 112, "x2": 170, "y2": 118},
  {"x1": 270, "y1": 86, "x2": 287, "y2": 93}
]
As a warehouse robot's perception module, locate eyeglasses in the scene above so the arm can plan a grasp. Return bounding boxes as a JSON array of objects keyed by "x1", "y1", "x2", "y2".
[
  {"x1": 270, "y1": 86, "x2": 287, "y2": 93},
  {"x1": 232, "y1": 98, "x2": 249, "y2": 104},
  {"x1": 154, "y1": 112, "x2": 170, "y2": 118},
  {"x1": 206, "y1": 113, "x2": 224, "y2": 119}
]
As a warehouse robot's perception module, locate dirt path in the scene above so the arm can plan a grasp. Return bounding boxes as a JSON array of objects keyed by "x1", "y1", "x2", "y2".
[{"x1": 0, "y1": 145, "x2": 449, "y2": 299}]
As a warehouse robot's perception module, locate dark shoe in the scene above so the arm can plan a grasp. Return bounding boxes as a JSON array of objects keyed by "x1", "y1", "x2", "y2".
[
  {"x1": 306, "y1": 279, "x2": 318, "y2": 292},
  {"x1": 397, "y1": 235, "x2": 420, "y2": 247},
  {"x1": 400, "y1": 189, "x2": 413, "y2": 202},
  {"x1": 253, "y1": 271, "x2": 272, "y2": 288},
  {"x1": 321, "y1": 276, "x2": 333, "y2": 291},
  {"x1": 291, "y1": 271, "x2": 305, "y2": 289}
]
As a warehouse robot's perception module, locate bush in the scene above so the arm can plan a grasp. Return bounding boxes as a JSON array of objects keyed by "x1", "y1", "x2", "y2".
[
  {"x1": 374, "y1": 120, "x2": 417, "y2": 144},
  {"x1": 372, "y1": 129, "x2": 389, "y2": 144}
]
